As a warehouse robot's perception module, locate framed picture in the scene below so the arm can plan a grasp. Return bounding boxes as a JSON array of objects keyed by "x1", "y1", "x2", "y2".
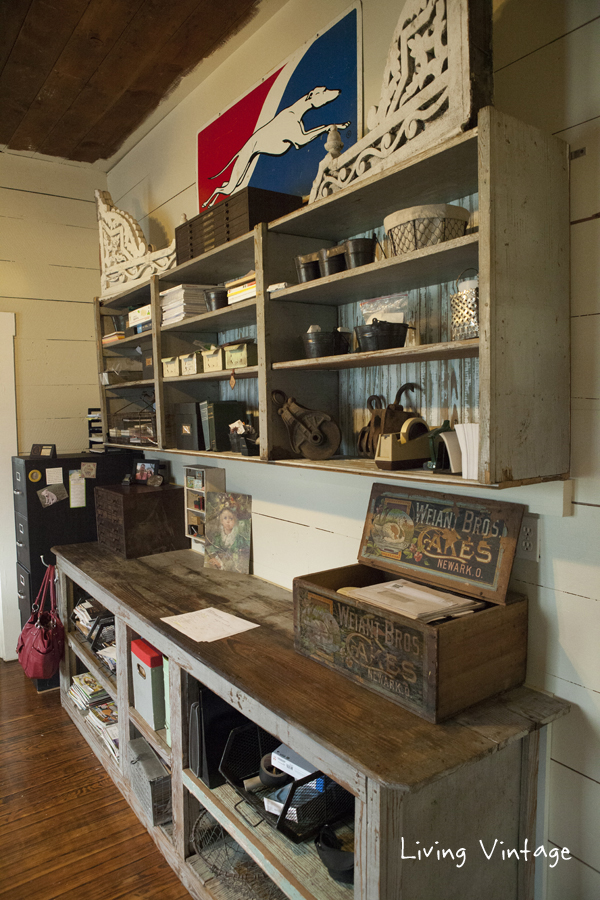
[
  {"x1": 30, "y1": 443, "x2": 57, "y2": 458},
  {"x1": 132, "y1": 459, "x2": 159, "y2": 483}
]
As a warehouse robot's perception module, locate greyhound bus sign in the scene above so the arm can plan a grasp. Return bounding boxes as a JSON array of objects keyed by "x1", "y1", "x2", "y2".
[{"x1": 197, "y1": 5, "x2": 361, "y2": 210}]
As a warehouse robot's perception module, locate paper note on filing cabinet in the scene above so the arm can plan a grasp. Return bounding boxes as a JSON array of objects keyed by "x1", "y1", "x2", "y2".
[
  {"x1": 161, "y1": 607, "x2": 259, "y2": 642},
  {"x1": 338, "y1": 579, "x2": 483, "y2": 622}
]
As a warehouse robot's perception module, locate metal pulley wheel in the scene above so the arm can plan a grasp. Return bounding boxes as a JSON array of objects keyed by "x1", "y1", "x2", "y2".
[{"x1": 271, "y1": 390, "x2": 341, "y2": 460}]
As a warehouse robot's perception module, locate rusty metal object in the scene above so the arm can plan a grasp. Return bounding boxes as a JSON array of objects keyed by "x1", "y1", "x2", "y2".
[{"x1": 271, "y1": 391, "x2": 341, "y2": 460}]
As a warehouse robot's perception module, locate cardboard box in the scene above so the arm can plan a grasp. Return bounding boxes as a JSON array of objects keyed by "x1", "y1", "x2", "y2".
[
  {"x1": 201, "y1": 347, "x2": 224, "y2": 372},
  {"x1": 128, "y1": 304, "x2": 152, "y2": 327},
  {"x1": 294, "y1": 485, "x2": 527, "y2": 723}
]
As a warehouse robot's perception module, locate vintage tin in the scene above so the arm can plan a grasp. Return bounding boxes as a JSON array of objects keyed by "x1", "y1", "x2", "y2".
[
  {"x1": 162, "y1": 356, "x2": 180, "y2": 377},
  {"x1": 293, "y1": 485, "x2": 527, "y2": 722},
  {"x1": 131, "y1": 638, "x2": 166, "y2": 731},
  {"x1": 201, "y1": 347, "x2": 224, "y2": 372},
  {"x1": 223, "y1": 340, "x2": 258, "y2": 369},
  {"x1": 179, "y1": 351, "x2": 204, "y2": 376}
]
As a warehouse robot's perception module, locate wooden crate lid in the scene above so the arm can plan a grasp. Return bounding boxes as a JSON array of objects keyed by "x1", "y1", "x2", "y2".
[{"x1": 357, "y1": 484, "x2": 525, "y2": 604}]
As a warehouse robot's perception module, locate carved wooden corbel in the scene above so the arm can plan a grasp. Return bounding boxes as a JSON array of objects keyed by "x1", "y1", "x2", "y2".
[
  {"x1": 309, "y1": 0, "x2": 492, "y2": 203},
  {"x1": 95, "y1": 190, "x2": 176, "y2": 297}
]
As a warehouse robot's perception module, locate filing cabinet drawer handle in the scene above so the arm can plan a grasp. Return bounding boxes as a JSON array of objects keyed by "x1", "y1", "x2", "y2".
[
  {"x1": 18, "y1": 592, "x2": 26, "y2": 599},
  {"x1": 13, "y1": 490, "x2": 22, "y2": 495},
  {"x1": 16, "y1": 542, "x2": 24, "y2": 548}
]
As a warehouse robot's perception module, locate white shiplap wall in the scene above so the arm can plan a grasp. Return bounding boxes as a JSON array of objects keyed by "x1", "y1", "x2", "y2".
[
  {"x1": 0, "y1": 152, "x2": 105, "y2": 452},
  {"x1": 495, "y1": 1, "x2": 600, "y2": 897},
  {"x1": 102, "y1": 1, "x2": 599, "y2": 896}
]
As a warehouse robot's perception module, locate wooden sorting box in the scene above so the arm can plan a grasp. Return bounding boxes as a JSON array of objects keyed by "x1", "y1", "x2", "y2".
[
  {"x1": 174, "y1": 187, "x2": 303, "y2": 263},
  {"x1": 95, "y1": 484, "x2": 189, "y2": 559},
  {"x1": 294, "y1": 485, "x2": 527, "y2": 723}
]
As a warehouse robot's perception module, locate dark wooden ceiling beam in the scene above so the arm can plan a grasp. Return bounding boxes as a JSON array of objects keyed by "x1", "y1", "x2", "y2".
[
  {"x1": 8, "y1": 0, "x2": 146, "y2": 154},
  {"x1": 39, "y1": 0, "x2": 206, "y2": 159},
  {"x1": 71, "y1": 0, "x2": 262, "y2": 163},
  {"x1": 0, "y1": 0, "x2": 91, "y2": 145},
  {"x1": 0, "y1": 0, "x2": 35, "y2": 75}
]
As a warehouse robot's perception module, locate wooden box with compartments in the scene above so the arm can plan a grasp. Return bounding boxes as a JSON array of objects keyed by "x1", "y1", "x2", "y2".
[
  {"x1": 174, "y1": 187, "x2": 303, "y2": 263},
  {"x1": 95, "y1": 484, "x2": 189, "y2": 559},
  {"x1": 293, "y1": 485, "x2": 527, "y2": 723}
]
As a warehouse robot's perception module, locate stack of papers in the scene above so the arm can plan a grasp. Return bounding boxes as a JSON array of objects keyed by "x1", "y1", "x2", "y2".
[
  {"x1": 338, "y1": 578, "x2": 484, "y2": 622},
  {"x1": 454, "y1": 423, "x2": 479, "y2": 480},
  {"x1": 160, "y1": 283, "x2": 213, "y2": 325}
]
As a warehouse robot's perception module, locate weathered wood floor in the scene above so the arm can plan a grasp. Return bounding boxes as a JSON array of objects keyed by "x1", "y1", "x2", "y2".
[{"x1": 0, "y1": 660, "x2": 190, "y2": 900}]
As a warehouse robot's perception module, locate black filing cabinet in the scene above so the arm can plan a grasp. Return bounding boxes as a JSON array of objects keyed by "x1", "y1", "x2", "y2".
[{"x1": 12, "y1": 451, "x2": 137, "y2": 690}]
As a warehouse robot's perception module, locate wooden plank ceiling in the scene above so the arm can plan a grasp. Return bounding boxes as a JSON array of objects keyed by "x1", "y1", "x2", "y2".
[{"x1": 0, "y1": 0, "x2": 262, "y2": 164}]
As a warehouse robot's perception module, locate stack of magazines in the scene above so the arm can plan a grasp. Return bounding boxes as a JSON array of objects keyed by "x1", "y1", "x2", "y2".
[
  {"x1": 86, "y1": 699, "x2": 119, "y2": 761},
  {"x1": 338, "y1": 578, "x2": 484, "y2": 622},
  {"x1": 68, "y1": 672, "x2": 109, "y2": 709}
]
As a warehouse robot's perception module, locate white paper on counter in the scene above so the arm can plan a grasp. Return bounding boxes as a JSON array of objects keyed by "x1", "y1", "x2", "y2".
[{"x1": 160, "y1": 607, "x2": 259, "y2": 642}]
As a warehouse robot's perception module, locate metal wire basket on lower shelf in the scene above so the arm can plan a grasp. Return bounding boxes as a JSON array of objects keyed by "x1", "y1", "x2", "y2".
[
  {"x1": 191, "y1": 807, "x2": 287, "y2": 900},
  {"x1": 219, "y1": 723, "x2": 354, "y2": 843}
]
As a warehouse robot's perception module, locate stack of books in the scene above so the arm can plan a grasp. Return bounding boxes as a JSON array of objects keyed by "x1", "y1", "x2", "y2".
[
  {"x1": 160, "y1": 283, "x2": 212, "y2": 325},
  {"x1": 86, "y1": 699, "x2": 119, "y2": 760},
  {"x1": 225, "y1": 271, "x2": 256, "y2": 304},
  {"x1": 338, "y1": 578, "x2": 484, "y2": 623},
  {"x1": 68, "y1": 672, "x2": 109, "y2": 710},
  {"x1": 101, "y1": 331, "x2": 125, "y2": 346}
]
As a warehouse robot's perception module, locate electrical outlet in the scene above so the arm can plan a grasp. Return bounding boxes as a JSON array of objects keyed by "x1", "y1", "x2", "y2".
[{"x1": 516, "y1": 515, "x2": 539, "y2": 562}]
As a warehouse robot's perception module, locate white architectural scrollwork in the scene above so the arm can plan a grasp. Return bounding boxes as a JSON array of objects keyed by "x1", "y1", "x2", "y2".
[
  {"x1": 310, "y1": 0, "x2": 489, "y2": 202},
  {"x1": 96, "y1": 190, "x2": 176, "y2": 297}
]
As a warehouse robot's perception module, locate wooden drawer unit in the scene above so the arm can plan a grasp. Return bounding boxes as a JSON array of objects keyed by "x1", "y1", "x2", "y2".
[
  {"x1": 174, "y1": 187, "x2": 303, "y2": 262},
  {"x1": 95, "y1": 484, "x2": 188, "y2": 558}
]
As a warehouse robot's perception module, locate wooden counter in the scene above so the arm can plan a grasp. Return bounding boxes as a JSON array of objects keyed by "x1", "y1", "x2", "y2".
[{"x1": 55, "y1": 543, "x2": 570, "y2": 900}]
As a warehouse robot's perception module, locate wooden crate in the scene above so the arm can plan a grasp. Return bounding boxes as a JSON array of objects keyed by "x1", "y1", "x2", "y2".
[
  {"x1": 95, "y1": 484, "x2": 188, "y2": 558},
  {"x1": 174, "y1": 187, "x2": 303, "y2": 262},
  {"x1": 293, "y1": 484, "x2": 527, "y2": 722}
]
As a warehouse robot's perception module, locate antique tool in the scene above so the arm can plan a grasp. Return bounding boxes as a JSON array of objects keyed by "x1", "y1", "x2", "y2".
[
  {"x1": 271, "y1": 390, "x2": 341, "y2": 460},
  {"x1": 357, "y1": 384, "x2": 421, "y2": 458}
]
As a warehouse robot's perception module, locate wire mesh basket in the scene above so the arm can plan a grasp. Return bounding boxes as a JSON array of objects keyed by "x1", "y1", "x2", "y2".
[
  {"x1": 128, "y1": 738, "x2": 172, "y2": 825},
  {"x1": 384, "y1": 204, "x2": 470, "y2": 256},
  {"x1": 191, "y1": 806, "x2": 287, "y2": 900},
  {"x1": 219, "y1": 723, "x2": 354, "y2": 843}
]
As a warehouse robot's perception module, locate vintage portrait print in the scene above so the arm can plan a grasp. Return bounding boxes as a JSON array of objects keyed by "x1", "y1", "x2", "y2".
[{"x1": 204, "y1": 492, "x2": 252, "y2": 574}]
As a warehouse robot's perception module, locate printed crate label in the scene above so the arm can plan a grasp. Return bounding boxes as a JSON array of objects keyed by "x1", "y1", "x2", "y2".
[{"x1": 296, "y1": 587, "x2": 427, "y2": 711}]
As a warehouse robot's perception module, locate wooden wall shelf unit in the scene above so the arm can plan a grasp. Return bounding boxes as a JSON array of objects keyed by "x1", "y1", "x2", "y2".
[
  {"x1": 94, "y1": 107, "x2": 569, "y2": 488},
  {"x1": 56, "y1": 544, "x2": 569, "y2": 900}
]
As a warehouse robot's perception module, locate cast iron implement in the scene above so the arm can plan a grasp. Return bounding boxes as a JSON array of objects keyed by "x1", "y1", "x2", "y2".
[{"x1": 271, "y1": 390, "x2": 341, "y2": 460}]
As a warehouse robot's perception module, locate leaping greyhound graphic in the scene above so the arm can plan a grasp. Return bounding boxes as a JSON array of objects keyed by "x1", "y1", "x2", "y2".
[{"x1": 202, "y1": 87, "x2": 350, "y2": 208}]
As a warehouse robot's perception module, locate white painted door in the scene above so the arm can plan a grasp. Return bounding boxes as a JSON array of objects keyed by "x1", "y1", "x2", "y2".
[{"x1": 0, "y1": 312, "x2": 20, "y2": 660}]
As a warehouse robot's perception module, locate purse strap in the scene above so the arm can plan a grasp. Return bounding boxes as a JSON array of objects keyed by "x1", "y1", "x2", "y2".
[{"x1": 32, "y1": 564, "x2": 56, "y2": 615}]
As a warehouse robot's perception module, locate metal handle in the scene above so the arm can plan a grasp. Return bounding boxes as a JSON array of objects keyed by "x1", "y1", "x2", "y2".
[
  {"x1": 18, "y1": 592, "x2": 25, "y2": 599},
  {"x1": 16, "y1": 542, "x2": 24, "y2": 548},
  {"x1": 13, "y1": 489, "x2": 22, "y2": 495}
]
